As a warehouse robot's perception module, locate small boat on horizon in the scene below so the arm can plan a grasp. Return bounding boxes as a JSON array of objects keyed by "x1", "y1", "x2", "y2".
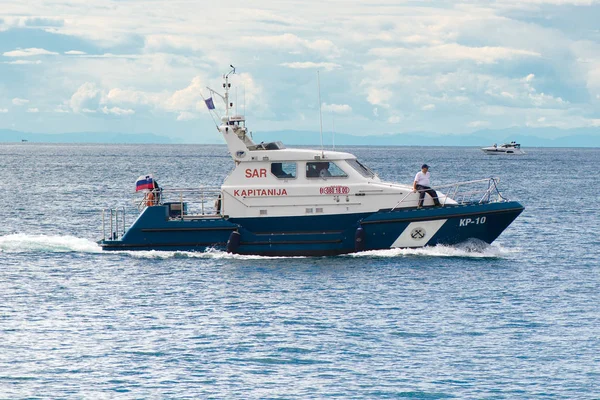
[
  {"x1": 481, "y1": 142, "x2": 525, "y2": 155},
  {"x1": 98, "y1": 67, "x2": 524, "y2": 256}
]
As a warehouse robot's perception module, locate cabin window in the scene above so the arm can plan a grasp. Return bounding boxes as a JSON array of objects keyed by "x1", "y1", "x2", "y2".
[
  {"x1": 271, "y1": 162, "x2": 296, "y2": 179},
  {"x1": 346, "y1": 159, "x2": 376, "y2": 178},
  {"x1": 306, "y1": 162, "x2": 348, "y2": 178}
]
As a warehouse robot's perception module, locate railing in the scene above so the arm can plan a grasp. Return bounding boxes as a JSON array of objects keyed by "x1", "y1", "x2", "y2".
[
  {"x1": 391, "y1": 177, "x2": 506, "y2": 211},
  {"x1": 102, "y1": 207, "x2": 126, "y2": 240},
  {"x1": 136, "y1": 186, "x2": 223, "y2": 218}
]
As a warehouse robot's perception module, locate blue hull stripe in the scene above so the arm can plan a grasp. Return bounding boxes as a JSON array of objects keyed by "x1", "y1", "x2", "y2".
[{"x1": 100, "y1": 201, "x2": 524, "y2": 256}]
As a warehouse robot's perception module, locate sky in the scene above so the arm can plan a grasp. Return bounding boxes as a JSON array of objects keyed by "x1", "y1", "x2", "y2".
[{"x1": 1, "y1": 0, "x2": 599, "y2": 143}]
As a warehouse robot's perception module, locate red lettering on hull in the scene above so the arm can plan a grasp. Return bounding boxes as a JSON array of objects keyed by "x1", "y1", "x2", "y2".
[
  {"x1": 320, "y1": 185, "x2": 350, "y2": 195},
  {"x1": 233, "y1": 188, "x2": 288, "y2": 197},
  {"x1": 245, "y1": 168, "x2": 267, "y2": 178}
]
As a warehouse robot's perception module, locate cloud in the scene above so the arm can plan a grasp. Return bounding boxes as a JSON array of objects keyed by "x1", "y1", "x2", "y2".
[
  {"x1": 2, "y1": 0, "x2": 600, "y2": 138},
  {"x1": 321, "y1": 103, "x2": 352, "y2": 114},
  {"x1": 27, "y1": 108, "x2": 39, "y2": 113},
  {"x1": 388, "y1": 115, "x2": 402, "y2": 123},
  {"x1": 369, "y1": 44, "x2": 540, "y2": 65},
  {"x1": 12, "y1": 98, "x2": 29, "y2": 106},
  {"x1": 101, "y1": 106, "x2": 134, "y2": 116},
  {"x1": 2, "y1": 60, "x2": 42, "y2": 65},
  {"x1": 366, "y1": 87, "x2": 393, "y2": 107},
  {"x1": 54, "y1": 105, "x2": 70, "y2": 113},
  {"x1": 0, "y1": 108, "x2": 8, "y2": 113},
  {"x1": 280, "y1": 62, "x2": 341, "y2": 71},
  {"x1": 69, "y1": 82, "x2": 102, "y2": 113},
  {"x1": 241, "y1": 33, "x2": 339, "y2": 57},
  {"x1": 3, "y1": 48, "x2": 58, "y2": 57},
  {"x1": 162, "y1": 76, "x2": 204, "y2": 112}
]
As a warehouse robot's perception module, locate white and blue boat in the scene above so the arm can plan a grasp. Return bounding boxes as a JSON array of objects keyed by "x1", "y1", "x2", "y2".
[{"x1": 100, "y1": 69, "x2": 524, "y2": 256}]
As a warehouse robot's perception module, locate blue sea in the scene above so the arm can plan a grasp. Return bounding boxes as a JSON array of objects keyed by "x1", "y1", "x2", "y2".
[{"x1": 0, "y1": 143, "x2": 599, "y2": 398}]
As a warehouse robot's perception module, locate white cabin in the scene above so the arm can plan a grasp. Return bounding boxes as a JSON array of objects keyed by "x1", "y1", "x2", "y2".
[{"x1": 216, "y1": 114, "x2": 451, "y2": 218}]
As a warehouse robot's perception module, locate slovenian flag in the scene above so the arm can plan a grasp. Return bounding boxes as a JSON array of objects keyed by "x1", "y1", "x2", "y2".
[{"x1": 135, "y1": 174, "x2": 154, "y2": 191}]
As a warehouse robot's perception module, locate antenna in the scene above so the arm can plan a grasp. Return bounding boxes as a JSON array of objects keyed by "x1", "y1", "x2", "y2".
[
  {"x1": 332, "y1": 113, "x2": 335, "y2": 151},
  {"x1": 317, "y1": 70, "x2": 324, "y2": 155}
]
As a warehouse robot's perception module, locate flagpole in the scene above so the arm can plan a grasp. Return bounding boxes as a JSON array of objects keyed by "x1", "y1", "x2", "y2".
[{"x1": 317, "y1": 70, "x2": 324, "y2": 156}]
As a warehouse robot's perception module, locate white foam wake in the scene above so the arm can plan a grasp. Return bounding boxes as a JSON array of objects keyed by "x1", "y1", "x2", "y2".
[
  {"x1": 117, "y1": 247, "x2": 305, "y2": 260},
  {"x1": 0, "y1": 234, "x2": 516, "y2": 260},
  {"x1": 0, "y1": 233, "x2": 102, "y2": 253},
  {"x1": 349, "y1": 241, "x2": 518, "y2": 259}
]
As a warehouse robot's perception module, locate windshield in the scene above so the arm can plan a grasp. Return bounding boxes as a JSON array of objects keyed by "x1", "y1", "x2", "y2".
[{"x1": 346, "y1": 159, "x2": 376, "y2": 178}]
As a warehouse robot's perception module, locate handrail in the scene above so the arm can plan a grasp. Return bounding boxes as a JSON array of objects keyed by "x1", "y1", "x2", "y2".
[
  {"x1": 102, "y1": 207, "x2": 126, "y2": 240},
  {"x1": 135, "y1": 186, "x2": 223, "y2": 216},
  {"x1": 391, "y1": 177, "x2": 505, "y2": 211}
]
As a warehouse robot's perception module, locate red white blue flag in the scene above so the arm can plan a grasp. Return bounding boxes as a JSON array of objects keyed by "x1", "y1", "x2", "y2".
[{"x1": 135, "y1": 174, "x2": 154, "y2": 191}]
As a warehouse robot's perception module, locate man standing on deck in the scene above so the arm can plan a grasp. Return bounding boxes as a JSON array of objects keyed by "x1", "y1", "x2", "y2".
[{"x1": 413, "y1": 164, "x2": 441, "y2": 208}]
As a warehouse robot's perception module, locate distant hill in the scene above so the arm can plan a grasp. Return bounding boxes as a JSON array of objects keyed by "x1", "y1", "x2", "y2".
[
  {"x1": 1, "y1": 127, "x2": 598, "y2": 147},
  {"x1": 0, "y1": 129, "x2": 176, "y2": 144},
  {"x1": 252, "y1": 127, "x2": 600, "y2": 147}
]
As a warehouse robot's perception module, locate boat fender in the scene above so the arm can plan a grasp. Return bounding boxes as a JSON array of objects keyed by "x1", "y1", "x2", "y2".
[
  {"x1": 354, "y1": 226, "x2": 366, "y2": 252},
  {"x1": 227, "y1": 231, "x2": 241, "y2": 253}
]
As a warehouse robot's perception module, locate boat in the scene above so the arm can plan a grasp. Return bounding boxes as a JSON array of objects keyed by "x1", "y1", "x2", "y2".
[
  {"x1": 481, "y1": 142, "x2": 525, "y2": 155},
  {"x1": 99, "y1": 67, "x2": 524, "y2": 256}
]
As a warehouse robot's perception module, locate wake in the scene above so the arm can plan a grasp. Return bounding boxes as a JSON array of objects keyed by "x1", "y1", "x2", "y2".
[
  {"x1": 349, "y1": 240, "x2": 518, "y2": 259},
  {"x1": 0, "y1": 233, "x2": 102, "y2": 253},
  {"x1": 0, "y1": 234, "x2": 517, "y2": 259}
]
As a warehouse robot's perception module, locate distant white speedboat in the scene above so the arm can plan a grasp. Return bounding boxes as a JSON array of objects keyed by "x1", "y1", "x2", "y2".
[{"x1": 481, "y1": 142, "x2": 525, "y2": 155}]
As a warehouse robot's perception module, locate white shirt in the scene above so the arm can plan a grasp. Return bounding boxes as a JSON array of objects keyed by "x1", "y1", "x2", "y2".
[{"x1": 414, "y1": 171, "x2": 431, "y2": 187}]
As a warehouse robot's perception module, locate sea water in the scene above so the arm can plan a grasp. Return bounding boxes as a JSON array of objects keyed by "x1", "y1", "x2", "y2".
[{"x1": 0, "y1": 143, "x2": 598, "y2": 398}]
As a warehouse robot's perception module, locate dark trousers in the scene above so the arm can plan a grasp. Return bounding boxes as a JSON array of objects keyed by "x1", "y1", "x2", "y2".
[{"x1": 417, "y1": 185, "x2": 441, "y2": 207}]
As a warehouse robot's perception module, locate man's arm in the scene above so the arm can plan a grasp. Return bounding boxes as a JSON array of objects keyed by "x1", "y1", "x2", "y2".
[{"x1": 413, "y1": 172, "x2": 419, "y2": 192}]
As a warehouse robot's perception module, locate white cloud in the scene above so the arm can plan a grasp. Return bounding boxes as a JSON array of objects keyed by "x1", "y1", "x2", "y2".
[
  {"x1": 241, "y1": 33, "x2": 339, "y2": 57},
  {"x1": 69, "y1": 82, "x2": 102, "y2": 113},
  {"x1": 27, "y1": 108, "x2": 39, "y2": 113},
  {"x1": 388, "y1": 115, "x2": 402, "y2": 123},
  {"x1": 3, "y1": 48, "x2": 58, "y2": 57},
  {"x1": 2, "y1": 60, "x2": 42, "y2": 65},
  {"x1": 280, "y1": 62, "x2": 341, "y2": 71},
  {"x1": 0, "y1": 108, "x2": 8, "y2": 113},
  {"x1": 54, "y1": 105, "x2": 70, "y2": 113},
  {"x1": 101, "y1": 106, "x2": 134, "y2": 116},
  {"x1": 366, "y1": 87, "x2": 392, "y2": 107},
  {"x1": 321, "y1": 103, "x2": 352, "y2": 114},
  {"x1": 369, "y1": 44, "x2": 540, "y2": 64},
  {"x1": 1, "y1": 0, "x2": 599, "y2": 138},
  {"x1": 163, "y1": 76, "x2": 204, "y2": 112},
  {"x1": 12, "y1": 98, "x2": 29, "y2": 106}
]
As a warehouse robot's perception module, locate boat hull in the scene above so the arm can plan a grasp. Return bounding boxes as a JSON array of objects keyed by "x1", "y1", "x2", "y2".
[{"x1": 100, "y1": 201, "x2": 524, "y2": 256}]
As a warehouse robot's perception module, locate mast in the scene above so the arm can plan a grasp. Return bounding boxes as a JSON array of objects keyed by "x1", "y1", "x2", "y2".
[
  {"x1": 224, "y1": 64, "x2": 235, "y2": 117},
  {"x1": 317, "y1": 70, "x2": 324, "y2": 156}
]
